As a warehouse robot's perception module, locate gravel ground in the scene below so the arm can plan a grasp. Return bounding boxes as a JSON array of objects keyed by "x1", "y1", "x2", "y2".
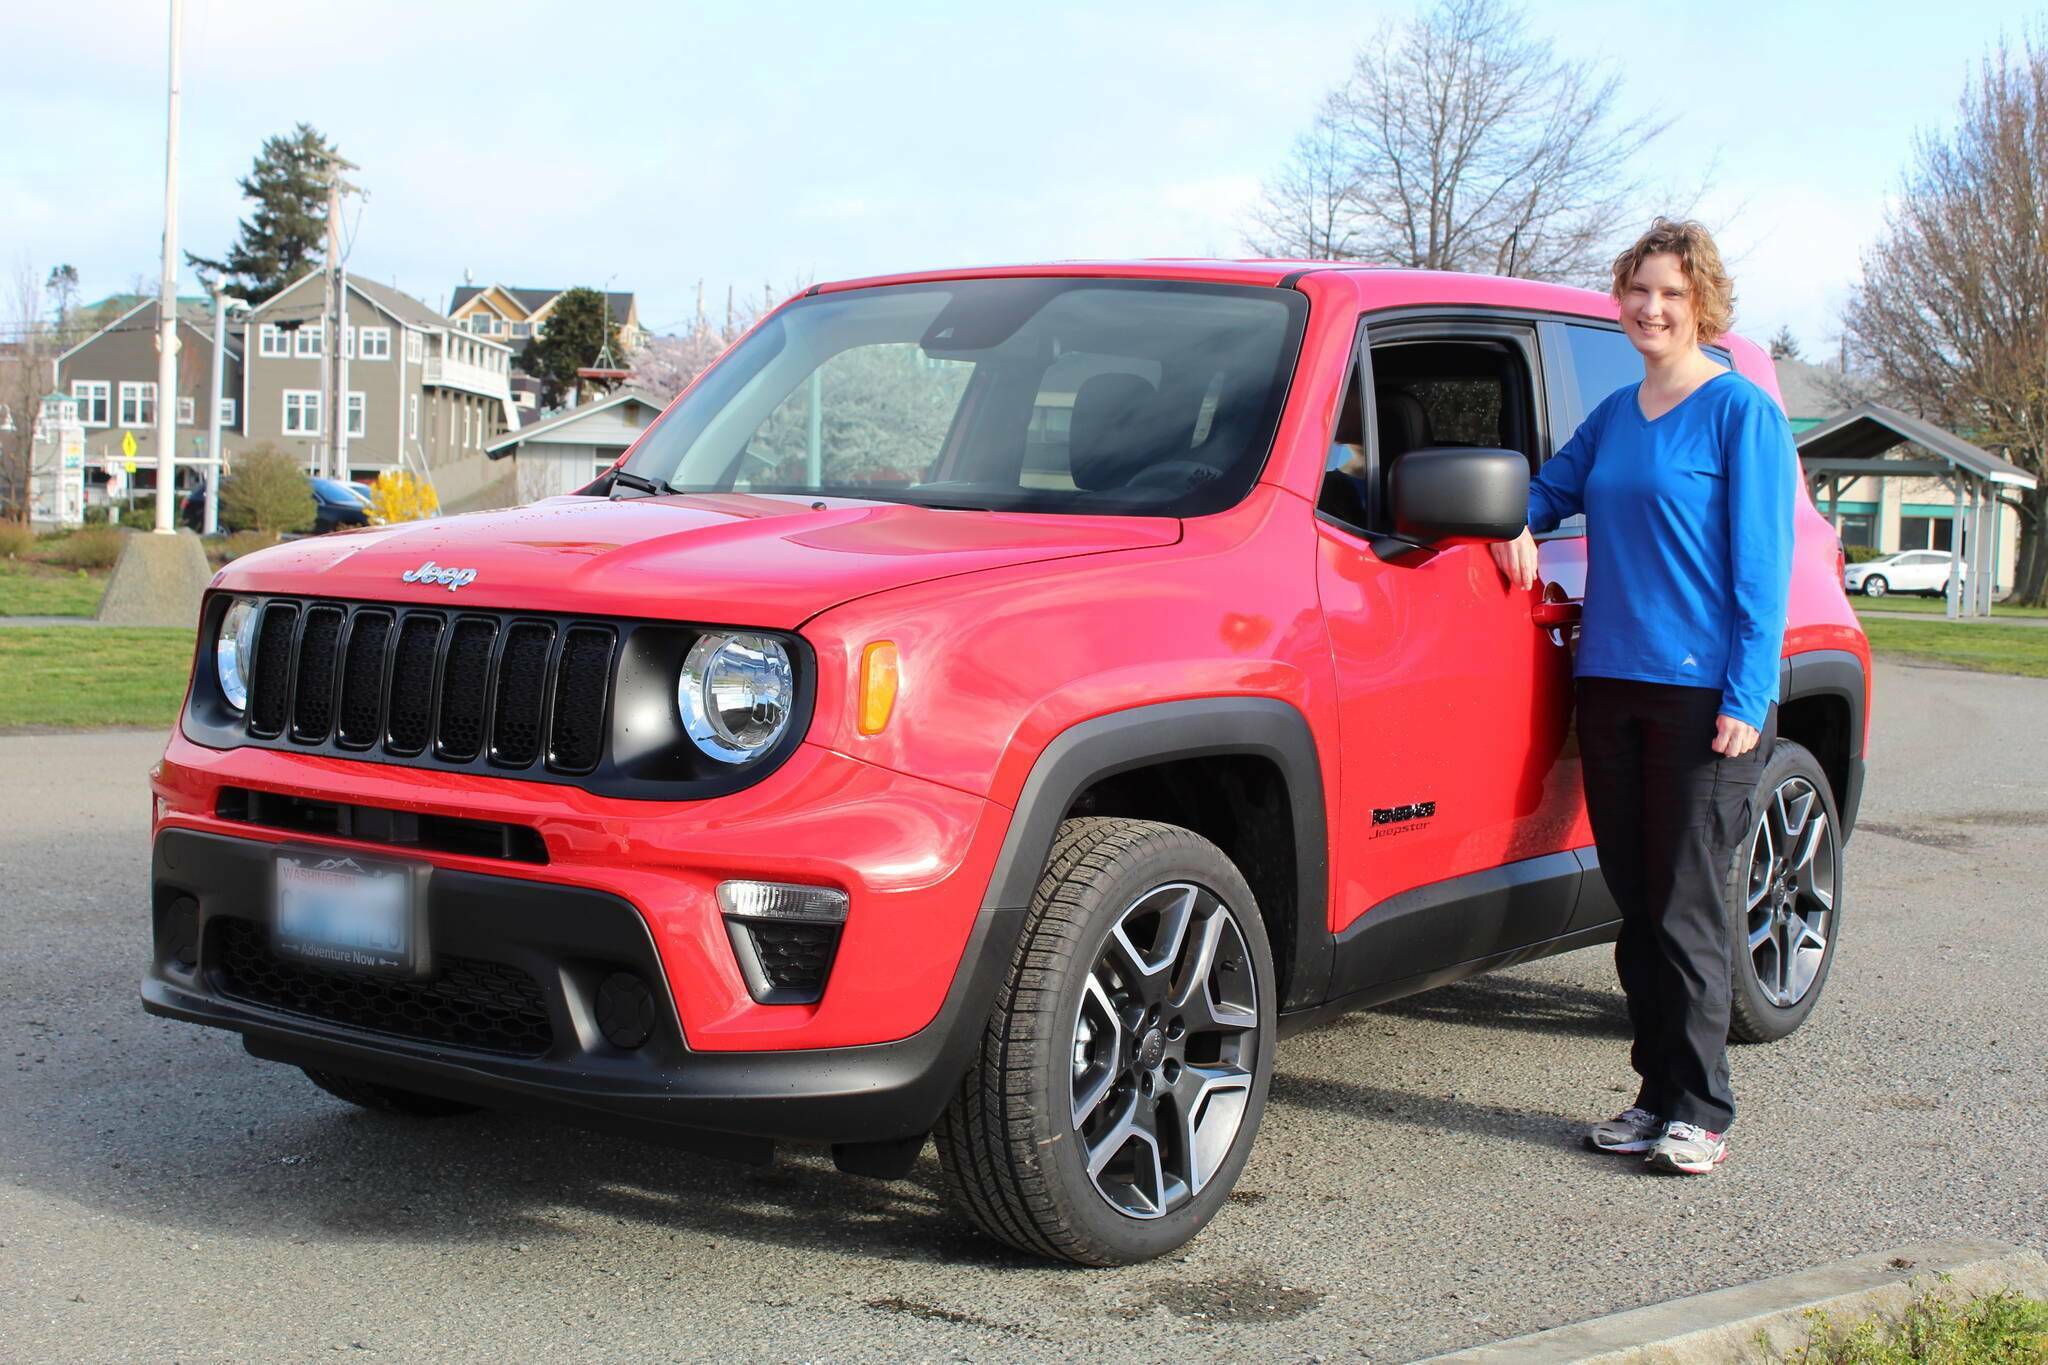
[{"x1": 2, "y1": 659, "x2": 2042, "y2": 1362}]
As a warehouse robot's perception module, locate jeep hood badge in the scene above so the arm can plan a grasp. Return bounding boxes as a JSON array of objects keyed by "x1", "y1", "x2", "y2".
[{"x1": 401, "y1": 560, "x2": 477, "y2": 592}]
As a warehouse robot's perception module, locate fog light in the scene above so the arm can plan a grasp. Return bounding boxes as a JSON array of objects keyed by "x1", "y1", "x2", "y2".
[
  {"x1": 595, "y1": 971, "x2": 655, "y2": 1050},
  {"x1": 717, "y1": 881, "x2": 847, "y2": 1005}
]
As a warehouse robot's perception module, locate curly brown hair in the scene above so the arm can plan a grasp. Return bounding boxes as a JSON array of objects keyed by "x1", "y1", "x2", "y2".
[{"x1": 1609, "y1": 218, "x2": 1734, "y2": 345}]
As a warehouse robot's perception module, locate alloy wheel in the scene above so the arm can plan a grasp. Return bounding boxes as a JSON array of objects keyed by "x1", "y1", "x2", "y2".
[
  {"x1": 1743, "y1": 775, "x2": 1839, "y2": 1007},
  {"x1": 1069, "y1": 882, "x2": 1259, "y2": 1220}
]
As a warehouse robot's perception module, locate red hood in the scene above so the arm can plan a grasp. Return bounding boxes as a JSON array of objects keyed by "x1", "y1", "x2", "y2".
[{"x1": 212, "y1": 494, "x2": 1182, "y2": 628}]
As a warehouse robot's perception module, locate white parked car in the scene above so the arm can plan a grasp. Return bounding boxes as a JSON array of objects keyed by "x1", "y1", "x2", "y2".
[{"x1": 1844, "y1": 549, "x2": 1966, "y2": 598}]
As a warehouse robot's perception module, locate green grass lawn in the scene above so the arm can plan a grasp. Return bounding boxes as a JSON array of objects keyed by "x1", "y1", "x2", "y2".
[
  {"x1": 1853, "y1": 593, "x2": 2048, "y2": 620},
  {"x1": 1861, "y1": 616, "x2": 2048, "y2": 679},
  {"x1": 0, "y1": 561, "x2": 109, "y2": 617},
  {"x1": 0, "y1": 628, "x2": 194, "y2": 729}
]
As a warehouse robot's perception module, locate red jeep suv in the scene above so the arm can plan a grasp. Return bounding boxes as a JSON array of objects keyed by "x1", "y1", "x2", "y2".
[{"x1": 145, "y1": 262, "x2": 1870, "y2": 1265}]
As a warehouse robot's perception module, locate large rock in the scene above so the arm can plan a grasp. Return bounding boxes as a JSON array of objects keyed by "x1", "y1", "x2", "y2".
[{"x1": 95, "y1": 530, "x2": 215, "y2": 628}]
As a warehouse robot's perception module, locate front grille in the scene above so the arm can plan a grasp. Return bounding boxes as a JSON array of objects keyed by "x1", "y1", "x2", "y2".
[
  {"x1": 214, "y1": 917, "x2": 553, "y2": 1056},
  {"x1": 215, "y1": 787, "x2": 549, "y2": 864},
  {"x1": 236, "y1": 599, "x2": 618, "y2": 777}
]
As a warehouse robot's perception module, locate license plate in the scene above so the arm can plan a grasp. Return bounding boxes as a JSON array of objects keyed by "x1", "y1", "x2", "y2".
[{"x1": 273, "y1": 852, "x2": 425, "y2": 976}]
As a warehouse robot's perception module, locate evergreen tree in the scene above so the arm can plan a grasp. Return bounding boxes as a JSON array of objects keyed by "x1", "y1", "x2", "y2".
[
  {"x1": 518, "y1": 288, "x2": 622, "y2": 407},
  {"x1": 1768, "y1": 325, "x2": 1803, "y2": 362},
  {"x1": 187, "y1": 124, "x2": 342, "y2": 304}
]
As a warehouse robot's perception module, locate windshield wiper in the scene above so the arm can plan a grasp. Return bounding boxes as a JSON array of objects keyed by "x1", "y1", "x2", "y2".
[{"x1": 608, "y1": 469, "x2": 674, "y2": 498}]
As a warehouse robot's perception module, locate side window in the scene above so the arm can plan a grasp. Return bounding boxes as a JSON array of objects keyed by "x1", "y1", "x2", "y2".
[
  {"x1": 1563, "y1": 325, "x2": 1642, "y2": 416},
  {"x1": 1317, "y1": 331, "x2": 1538, "y2": 538}
]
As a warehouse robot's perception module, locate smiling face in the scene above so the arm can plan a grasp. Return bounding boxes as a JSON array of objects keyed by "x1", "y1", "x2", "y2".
[{"x1": 1619, "y1": 252, "x2": 1700, "y2": 360}]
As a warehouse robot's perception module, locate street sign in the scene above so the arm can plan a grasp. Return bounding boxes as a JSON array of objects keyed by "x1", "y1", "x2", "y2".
[{"x1": 120, "y1": 431, "x2": 137, "y2": 459}]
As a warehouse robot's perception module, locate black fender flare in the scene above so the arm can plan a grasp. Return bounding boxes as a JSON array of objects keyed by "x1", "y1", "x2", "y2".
[
  {"x1": 978, "y1": 697, "x2": 1332, "y2": 1011},
  {"x1": 1778, "y1": 648, "x2": 1868, "y2": 839}
]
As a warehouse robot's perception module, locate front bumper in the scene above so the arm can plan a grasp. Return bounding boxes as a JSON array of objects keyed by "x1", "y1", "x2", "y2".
[{"x1": 143, "y1": 827, "x2": 1023, "y2": 1149}]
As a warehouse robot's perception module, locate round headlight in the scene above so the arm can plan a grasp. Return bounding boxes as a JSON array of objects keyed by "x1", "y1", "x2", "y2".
[
  {"x1": 216, "y1": 599, "x2": 258, "y2": 711},
  {"x1": 679, "y1": 633, "x2": 793, "y2": 764}
]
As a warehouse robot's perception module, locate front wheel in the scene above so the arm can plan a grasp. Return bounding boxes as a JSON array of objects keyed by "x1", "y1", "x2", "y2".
[
  {"x1": 1726, "y1": 740, "x2": 1843, "y2": 1043},
  {"x1": 934, "y1": 817, "x2": 1276, "y2": 1265},
  {"x1": 1861, "y1": 575, "x2": 1888, "y2": 598}
]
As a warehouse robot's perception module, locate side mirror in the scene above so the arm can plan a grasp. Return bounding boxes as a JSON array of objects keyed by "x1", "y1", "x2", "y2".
[{"x1": 1389, "y1": 446, "x2": 1530, "y2": 543}]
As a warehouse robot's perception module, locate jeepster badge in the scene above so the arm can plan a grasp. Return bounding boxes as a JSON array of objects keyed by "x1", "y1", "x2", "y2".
[{"x1": 401, "y1": 560, "x2": 477, "y2": 592}]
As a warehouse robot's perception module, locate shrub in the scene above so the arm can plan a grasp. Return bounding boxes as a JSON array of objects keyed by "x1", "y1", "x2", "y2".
[
  {"x1": 0, "y1": 524, "x2": 33, "y2": 559},
  {"x1": 220, "y1": 447, "x2": 315, "y2": 535},
  {"x1": 118, "y1": 503, "x2": 161, "y2": 531},
  {"x1": 31, "y1": 526, "x2": 125, "y2": 570},
  {"x1": 216, "y1": 530, "x2": 280, "y2": 564},
  {"x1": 81, "y1": 504, "x2": 111, "y2": 526},
  {"x1": 1845, "y1": 545, "x2": 1888, "y2": 564},
  {"x1": 367, "y1": 469, "x2": 439, "y2": 524}
]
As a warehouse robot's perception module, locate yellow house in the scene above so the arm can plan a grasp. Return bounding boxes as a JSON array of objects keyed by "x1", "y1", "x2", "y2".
[{"x1": 446, "y1": 284, "x2": 644, "y2": 352}]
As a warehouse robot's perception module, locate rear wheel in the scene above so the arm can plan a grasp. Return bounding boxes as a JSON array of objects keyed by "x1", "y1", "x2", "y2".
[
  {"x1": 934, "y1": 817, "x2": 1276, "y2": 1266},
  {"x1": 1726, "y1": 740, "x2": 1843, "y2": 1043},
  {"x1": 302, "y1": 1068, "x2": 480, "y2": 1117}
]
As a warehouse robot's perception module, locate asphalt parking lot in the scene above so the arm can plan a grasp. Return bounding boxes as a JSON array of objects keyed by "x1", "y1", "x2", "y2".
[{"x1": 3, "y1": 658, "x2": 2043, "y2": 1362}]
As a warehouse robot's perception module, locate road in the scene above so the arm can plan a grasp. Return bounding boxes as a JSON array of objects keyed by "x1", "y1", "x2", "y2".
[{"x1": 2, "y1": 660, "x2": 2043, "y2": 1362}]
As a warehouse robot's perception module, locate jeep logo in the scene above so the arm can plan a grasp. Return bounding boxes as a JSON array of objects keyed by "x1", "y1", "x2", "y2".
[
  {"x1": 401, "y1": 561, "x2": 477, "y2": 592},
  {"x1": 1372, "y1": 801, "x2": 1436, "y2": 826}
]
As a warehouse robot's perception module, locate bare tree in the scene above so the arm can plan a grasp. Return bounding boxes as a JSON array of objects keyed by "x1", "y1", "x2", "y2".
[
  {"x1": 0, "y1": 261, "x2": 54, "y2": 522},
  {"x1": 1244, "y1": 0, "x2": 1672, "y2": 283},
  {"x1": 1843, "y1": 32, "x2": 2048, "y2": 604},
  {"x1": 1244, "y1": 99, "x2": 1368, "y2": 260},
  {"x1": 627, "y1": 279, "x2": 810, "y2": 404}
]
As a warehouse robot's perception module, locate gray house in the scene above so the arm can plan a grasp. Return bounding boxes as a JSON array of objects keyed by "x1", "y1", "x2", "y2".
[
  {"x1": 481, "y1": 389, "x2": 666, "y2": 503},
  {"x1": 242, "y1": 273, "x2": 516, "y2": 483},
  {"x1": 54, "y1": 298, "x2": 242, "y2": 500}
]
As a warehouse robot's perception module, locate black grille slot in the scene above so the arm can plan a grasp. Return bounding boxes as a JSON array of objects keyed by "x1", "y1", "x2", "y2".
[
  {"x1": 384, "y1": 616, "x2": 444, "y2": 755},
  {"x1": 213, "y1": 917, "x2": 553, "y2": 1056},
  {"x1": 335, "y1": 611, "x2": 392, "y2": 749},
  {"x1": 247, "y1": 602, "x2": 300, "y2": 738},
  {"x1": 548, "y1": 626, "x2": 616, "y2": 773},
  {"x1": 490, "y1": 623, "x2": 554, "y2": 767},
  {"x1": 434, "y1": 617, "x2": 499, "y2": 761},
  {"x1": 215, "y1": 787, "x2": 548, "y2": 864},
  {"x1": 289, "y1": 605, "x2": 346, "y2": 742}
]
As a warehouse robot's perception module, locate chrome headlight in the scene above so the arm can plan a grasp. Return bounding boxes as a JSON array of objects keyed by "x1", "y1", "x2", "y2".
[
  {"x1": 678, "y1": 632, "x2": 794, "y2": 764},
  {"x1": 216, "y1": 598, "x2": 258, "y2": 711}
]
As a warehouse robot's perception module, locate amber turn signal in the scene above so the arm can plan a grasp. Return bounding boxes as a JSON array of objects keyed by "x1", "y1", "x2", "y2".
[{"x1": 858, "y1": 641, "x2": 899, "y2": 735}]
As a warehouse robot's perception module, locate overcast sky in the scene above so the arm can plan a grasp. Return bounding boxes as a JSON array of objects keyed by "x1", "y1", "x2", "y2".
[{"x1": 2, "y1": 0, "x2": 2025, "y2": 352}]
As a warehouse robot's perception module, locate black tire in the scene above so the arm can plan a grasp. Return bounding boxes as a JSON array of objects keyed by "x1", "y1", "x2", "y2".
[
  {"x1": 1862, "y1": 575, "x2": 1888, "y2": 598},
  {"x1": 933, "y1": 817, "x2": 1277, "y2": 1266},
  {"x1": 1726, "y1": 739, "x2": 1844, "y2": 1043},
  {"x1": 301, "y1": 1068, "x2": 481, "y2": 1117}
]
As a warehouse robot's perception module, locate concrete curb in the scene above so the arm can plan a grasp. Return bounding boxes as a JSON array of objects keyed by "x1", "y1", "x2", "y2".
[{"x1": 1421, "y1": 1239, "x2": 2048, "y2": 1364}]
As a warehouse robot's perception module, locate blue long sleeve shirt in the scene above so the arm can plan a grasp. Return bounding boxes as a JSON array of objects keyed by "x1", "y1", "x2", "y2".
[{"x1": 1527, "y1": 371, "x2": 1798, "y2": 728}]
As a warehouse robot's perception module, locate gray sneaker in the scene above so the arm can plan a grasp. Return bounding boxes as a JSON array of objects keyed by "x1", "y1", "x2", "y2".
[
  {"x1": 1586, "y1": 1106, "x2": 1664, "y2": 1153},
  {"x1": 1647, "y1": 1122, "x2": 1728, "y2": 1174}
]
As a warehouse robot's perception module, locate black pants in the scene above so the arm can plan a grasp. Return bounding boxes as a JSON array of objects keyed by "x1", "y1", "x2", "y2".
[{"x1": 1575, "y1": 677, "x2": 1776, "y2": 1132}]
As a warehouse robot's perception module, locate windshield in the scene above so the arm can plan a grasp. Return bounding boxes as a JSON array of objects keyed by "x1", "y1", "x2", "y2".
[{"x1": 620, "y1": 279, "x2": 1307, "y2": 516}]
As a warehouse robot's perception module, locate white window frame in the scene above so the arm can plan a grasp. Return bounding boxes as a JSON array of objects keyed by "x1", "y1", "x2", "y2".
[
  {"x1": 408, "y1": 393, "x2": 418, "y2": 439},
  {"x1": 346, "y1": 391, "x2": 366, "y2": 438},
  {"x1": 177, "y1": 395, "x2": 196, "y2": 425},
  {"x1": 294, "y1": 323, "x2": 323, "y2": 358},
  {"x1": 219, "y1": 397, "x2": 238, "y2": 428},
  {"x1": 357, "y1": 326, "x2": 391, "y2": 361},
  {"x1": 404, "y1": 329, "x2": 424, "y2": 364},
  {"x1": 461, "y1": 404, "x2": 471, "y2": 448},
  {"x1": 282, "y1": 389, "x2": 322, "y2": 435},
  {"x1": 258, "y1": 323, "x2": 289, "y2": 358},
  {"x1": 71, "y1": 380, "x2": 109, "y2": 428},
  {"x1": 118, "y1": 381, "x2": 157, "y2": 428}
]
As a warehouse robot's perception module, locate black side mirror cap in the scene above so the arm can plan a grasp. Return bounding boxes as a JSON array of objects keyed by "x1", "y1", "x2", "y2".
[{"x1": 1389, "y1": 446, "x2": 1531, "y2": 543}]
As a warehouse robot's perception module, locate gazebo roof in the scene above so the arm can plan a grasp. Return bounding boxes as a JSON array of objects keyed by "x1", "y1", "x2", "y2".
[{"x1": 1796, "y1": 401, "x2": 2036, "y2": 489}]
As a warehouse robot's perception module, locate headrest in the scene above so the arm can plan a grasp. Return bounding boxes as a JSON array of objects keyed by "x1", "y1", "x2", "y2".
[
  {"x1": 1376, "y1": 390, "x2": 1430, "y2": 463},
  {"x1": 1069, "y1": 373, "x2": 1167, "y2": 491}
]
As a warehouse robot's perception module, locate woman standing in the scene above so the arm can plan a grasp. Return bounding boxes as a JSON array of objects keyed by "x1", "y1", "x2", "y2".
[{"x1": 1491, "y1": 218, "x2": 1798, "y2": 1175}]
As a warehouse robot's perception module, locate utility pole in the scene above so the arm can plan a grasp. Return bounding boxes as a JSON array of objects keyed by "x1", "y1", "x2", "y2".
[
  {"x1": 153, "y1": 0, "x2": 183, "y2": 534},
  {"x1": 334, "y1": 194, "x2": 351, "y2": 482},
  {"x1": 318, "y1": 173, "x2": 340, "y2": 480}
]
